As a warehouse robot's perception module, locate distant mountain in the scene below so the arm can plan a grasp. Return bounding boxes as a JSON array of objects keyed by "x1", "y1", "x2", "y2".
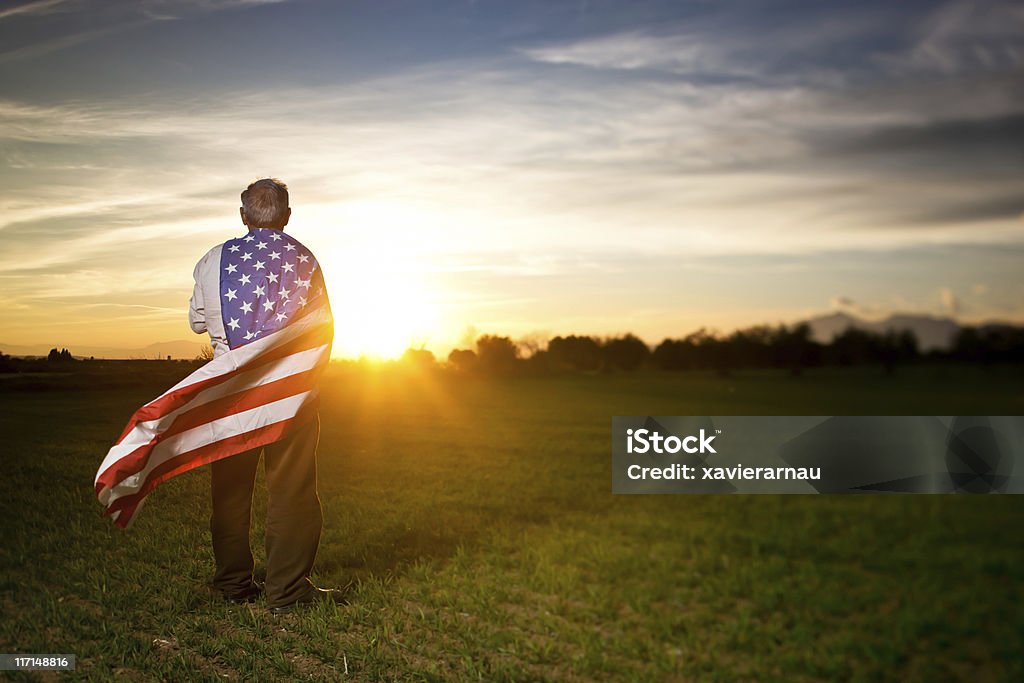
[
  {"x1": 802, "y1": 312, "x2": 962, "y2": 351},
  {"x1": 137, "y1": 340, "x2": 209, "y2": 359},
  {"x1": 0, "y1": 340, "x2": 207, "y2": 360}
]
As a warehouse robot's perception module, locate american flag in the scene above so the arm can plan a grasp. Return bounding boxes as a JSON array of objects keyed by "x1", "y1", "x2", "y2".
[{"x1": 94, "y1": 228, "x2": 333, "y2": 529}]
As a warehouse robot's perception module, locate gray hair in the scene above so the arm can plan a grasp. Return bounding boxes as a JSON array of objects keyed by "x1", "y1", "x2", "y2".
[{"x1": 241, "y1": 178, "x2": 289, "y2": 228}]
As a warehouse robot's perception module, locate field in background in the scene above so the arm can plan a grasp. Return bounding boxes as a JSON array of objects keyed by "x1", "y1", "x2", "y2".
[{"x1": 1, "y1": 365, "x2": 1023, "y2": 681}]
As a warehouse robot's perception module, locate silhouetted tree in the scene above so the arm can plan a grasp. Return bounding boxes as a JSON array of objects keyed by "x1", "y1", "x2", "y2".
[
  {"x1": 829, "y1": 328, "x2": 877, "y2": 367},
  {"x1": 950, "y1": 327, "x2": 984, "y2": 363},
  {"x1": 515, "y1": 333, "x2": 549, "y2": 359},
  {"x1": 447, "y1": 348, "x2": 478, "y2": 372},
  {"x1": 523, "y1": 348, "x2": 552, "y2": 374},
  {"x1": 548, "y1": 335, "x2": 603, "y2": 371},
  {"x1": 950, "y1": 325, "x2": 1024, "y2": 365},
  {"x1": 476, "y1": 335, "x2": 519, "y2": 374},
  {"x1": 47, "y1": 347, "x2": 75, "y2": 363},
  {"x1": 771, "y1": 324, "x2": 820, "y2": 375},
  {"x1": 653, "y1": 338, "x2": 695, "y2": 371},
  {"x1": 601, "y1": 334, "x2": 650, "y2": 371}
]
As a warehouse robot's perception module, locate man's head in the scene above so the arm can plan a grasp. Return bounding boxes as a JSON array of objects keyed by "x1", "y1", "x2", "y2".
[{"x1": 240, "y1": 178, "x2": 291, "y2": 230}]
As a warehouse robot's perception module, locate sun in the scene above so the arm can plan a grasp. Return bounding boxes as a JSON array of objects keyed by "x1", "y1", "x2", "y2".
[{"x1": 312, "y1": 202, "x2": 441, "y2": 360}]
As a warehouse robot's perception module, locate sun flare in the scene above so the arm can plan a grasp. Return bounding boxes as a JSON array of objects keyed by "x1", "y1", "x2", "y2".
[{"x1": 314, "y1": 202, "x2": 442, "y2": 360}]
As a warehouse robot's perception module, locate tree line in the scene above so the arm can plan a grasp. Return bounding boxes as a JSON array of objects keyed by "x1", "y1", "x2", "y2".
[
  {"x1": 402, "y1": 323, "x2": 1024, "y2": 375},
  {"x1": 3, "y1": 323, "x2": 1022, "y2": 376}
]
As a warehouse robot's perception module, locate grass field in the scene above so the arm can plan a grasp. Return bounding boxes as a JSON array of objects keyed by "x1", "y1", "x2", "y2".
[{"x1": 1, "y1": 364, "x2": 1023, "y2": 681}]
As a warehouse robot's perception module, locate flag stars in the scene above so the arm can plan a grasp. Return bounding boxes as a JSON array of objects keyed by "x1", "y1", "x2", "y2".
[{"x1": 223, "y1": 235, "x2": 320, "y2": 349}]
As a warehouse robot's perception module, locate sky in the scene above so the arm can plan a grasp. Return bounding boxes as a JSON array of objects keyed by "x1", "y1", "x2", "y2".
[{"x1": 0, "y1": 0, "x2": 1022, "y2": 358}]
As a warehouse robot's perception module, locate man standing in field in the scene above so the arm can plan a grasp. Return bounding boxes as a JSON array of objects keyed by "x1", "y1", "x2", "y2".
[{"x1": 187, "y1": 178, "x2": 345, "y2": 614}]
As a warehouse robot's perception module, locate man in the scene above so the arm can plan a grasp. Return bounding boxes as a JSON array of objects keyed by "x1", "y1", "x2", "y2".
[{"x1": 188, "y1": 178, "x2": 345, "y2": 614}]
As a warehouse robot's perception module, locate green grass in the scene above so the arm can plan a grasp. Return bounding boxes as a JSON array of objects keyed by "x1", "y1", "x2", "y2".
[{"x1": 1, "y1": 364, "x2": 1022, "y2": 681}]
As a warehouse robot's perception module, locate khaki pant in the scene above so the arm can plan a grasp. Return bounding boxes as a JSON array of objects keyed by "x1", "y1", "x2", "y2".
[{"x1": 210, "y1": 414, "x2": 323, "y2": 608}]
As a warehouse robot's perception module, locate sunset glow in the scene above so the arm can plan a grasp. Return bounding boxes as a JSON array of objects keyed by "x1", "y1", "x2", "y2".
[
  {"x1": 318, "y1": 202, "x2": 442, "y2": 359},
  {"x1": 0, "y1": 1, "x2": 1021, "y2": 359}
]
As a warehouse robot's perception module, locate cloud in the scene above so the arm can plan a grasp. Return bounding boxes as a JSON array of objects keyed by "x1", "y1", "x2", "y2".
[
  {"x1": 903, "y1": 193, "x2": 1024, "y2": 227},
  {"x1": 0, "y1": 0, "x2": 299, "y2": 63},
  {"x1": 939, "y1": 287, "x2": 960, "y2": 314},
  {"x1": 517, "y1": 5, "x2": 889, "y2": 85},
  {"x1": 831, "y1": 296, "x2": 884, "y2": 319},
  {"x1": 520, "y1": 30, "x2": 755, "y2": 77},
  {"x1": 876, "y1": 0, "x2": 1024, "y2": 76},
  {"x1": 0, "y1": 20, "x2": 153, "y2": 64},
  {"x1": 816, "y1": 111, "x2": 1024, "y2": 157},
  {"x1": 0, "y1": 0, "x2": 73, "y2": 21}
]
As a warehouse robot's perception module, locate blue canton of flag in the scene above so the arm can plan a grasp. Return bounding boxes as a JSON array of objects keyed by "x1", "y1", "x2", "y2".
[{"x1": 219, "y1": 228, "x2": 326, "y2": 349}]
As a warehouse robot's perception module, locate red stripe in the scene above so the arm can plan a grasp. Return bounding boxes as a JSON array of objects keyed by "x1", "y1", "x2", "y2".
[
  {"x1": 106, "y1": 403, "x2": 317, "y2": 529},
  {"x1": 113, "y1": 318, "x2": 331, "y2": 445},
  {"x1": 95, "y1": 365, "x2": 324, "y2": 492}
]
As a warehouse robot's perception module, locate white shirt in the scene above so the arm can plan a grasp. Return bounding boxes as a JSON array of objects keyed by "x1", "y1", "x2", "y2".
[{"x1": 189, "y1": 243, "x2": 229, "y2": 357}]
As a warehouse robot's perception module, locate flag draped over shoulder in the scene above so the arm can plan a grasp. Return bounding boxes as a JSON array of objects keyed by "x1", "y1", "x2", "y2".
[{"x1": 95, "y1": 229, "x2": 333, "y2": 529}]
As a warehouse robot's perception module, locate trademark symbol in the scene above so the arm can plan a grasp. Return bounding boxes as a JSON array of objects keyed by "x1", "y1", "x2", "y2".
[{"x1": 716, "y1": 429, "x2": 722, "y2": 434}]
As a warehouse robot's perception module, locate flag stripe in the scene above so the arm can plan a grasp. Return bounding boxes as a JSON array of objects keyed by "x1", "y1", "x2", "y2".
[
  {"x1": 95, "y1": 363, "x2": 323, "y2": 493},
  {"x1": 96, "y1": 342, "x2": 330, "y2": 484},
  {"x1": 113, "y1": 303, "x2": 330, "y2": 445},
  {"x1": 101, "y1": 390, "x2": 315, "y2": 505},
  {"x1": 105, "y1": 404, "x2": 317, "y2": 529}
]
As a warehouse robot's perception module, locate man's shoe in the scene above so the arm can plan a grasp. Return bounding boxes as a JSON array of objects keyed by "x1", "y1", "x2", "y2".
[
  {"x1": 222, "y1": 582, "x2": 264, "y2": 605},
  {"x1": 268, "y1": 585, "x2": 350, "y2": 615}
]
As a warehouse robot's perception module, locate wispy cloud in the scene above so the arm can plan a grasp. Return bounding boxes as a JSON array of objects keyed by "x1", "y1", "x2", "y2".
[
  {"x1": 0, "y1": 0, "x2": 300, "y2": 63},
  {"x1": 0, "y1": 20, "x2": 153, "y2": 64},
  {"x1": 0, "y1": 0, "x2": 74, "y2": 21},
  {"x1": 877, "y1": 0, "x2": 1024, "y2": 76}
]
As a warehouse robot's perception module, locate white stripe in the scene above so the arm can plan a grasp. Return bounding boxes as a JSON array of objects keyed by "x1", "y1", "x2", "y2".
[
  {"x1": 148, "y1": 302, "x2": 330, "y2": 401},
  {"x1": 104, "y1": 390, "x2": 314, "y2": 505},
  {"x1": 95, "y1": 343, "x2": 329, "y2": 481}
]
